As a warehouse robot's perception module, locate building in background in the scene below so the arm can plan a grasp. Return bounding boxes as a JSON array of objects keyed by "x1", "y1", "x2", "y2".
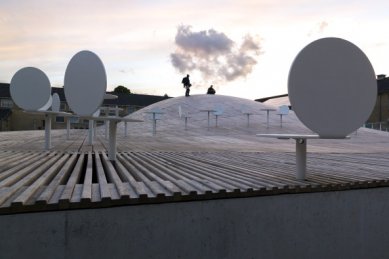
[
  {"x1": 0, "y1": 83, "x2": 169, "y2": 131},
  {"x1": 367, "y1": 75, "x2": 389, "y2": 126}
]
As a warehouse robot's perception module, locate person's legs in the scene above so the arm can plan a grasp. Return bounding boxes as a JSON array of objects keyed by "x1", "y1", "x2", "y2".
[{"x1": 185, "y1": 88, "x2": 190, "y2": 96}]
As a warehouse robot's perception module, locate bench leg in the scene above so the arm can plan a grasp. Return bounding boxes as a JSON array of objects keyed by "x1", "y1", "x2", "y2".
[{"x1": 296, "y1": 138, "x2": 307, "y2": 180}]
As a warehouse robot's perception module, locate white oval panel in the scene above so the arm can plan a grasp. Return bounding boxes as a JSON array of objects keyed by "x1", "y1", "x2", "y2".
[
  {"x1": 64, "y1": 50, "x2": 107, "y2": 116},
  {"x1": 52, "y1": 93, "x2": 60, "y2": 112},
  {"x1": 10, "y1": 67, "x2": 51, "y2": 111},
  {"x1": 39, "y1": 95, "x2": 52, "y2": 111},
  {"x1": 288, "y1": 37, "x2": 377, "y2": 138}
]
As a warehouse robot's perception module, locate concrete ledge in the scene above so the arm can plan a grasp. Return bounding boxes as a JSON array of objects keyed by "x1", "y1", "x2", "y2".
[{"x1": 1, "y1": 187, "x2": 389, "y2": 259}]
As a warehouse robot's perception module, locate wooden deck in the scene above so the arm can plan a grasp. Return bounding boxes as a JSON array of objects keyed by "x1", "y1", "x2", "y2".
[
  {"x1": 1, "y1": 147, "x2": 389, "y2": 215},
  {"x1": 1, "y1": 94, "x2": 389, "y2": 214}
]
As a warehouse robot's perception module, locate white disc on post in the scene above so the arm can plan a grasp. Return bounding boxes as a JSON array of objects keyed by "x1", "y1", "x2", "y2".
[
  {"x1": 51, "y1": 93, "x2": 61, "y2": 112},
  {"x1": 10, "y1": 67, "x2": 51, "y2": 111},
  {"x1": 288, "y1": 37, "x2": 377, "y2": 138},
  {"x1": 64, "y1": 50, "x2": 107, "y2": 116}
]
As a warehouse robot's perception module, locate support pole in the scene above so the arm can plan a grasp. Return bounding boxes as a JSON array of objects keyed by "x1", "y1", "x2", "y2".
[
  {"x1": 152, "y1": 113, "x2": 156, "y2": 136},
  {"x1": 66, "y1": 118, "x2": 70, "y2": 140},
  {"x1": 108, "y1": 120, "x2": 117, "y2": 161},
  {"x1": 185, "y1": 117, "x2": 188, "y2": 130},
  {"x1": 93, "y1": 120, "x2": 97, "y2": 141},
  {"x1": 124, "y1": 121, "x2": 128, "y2": 137},
  {"x1": 105, "y1": 120, "x2": 109, "y2": 140},
  {"x1": 44, "y1": 114, "x2": 52, "y2": 150},
  {"x1": 207, "y1": 111, "x2": 210, "y2": 130},
  {"x1": 295, "y1": 138, "x2": 307, "y2": 180},
  {"x1": 88, "y1": 120, "x2": 94, "y2": 145}
]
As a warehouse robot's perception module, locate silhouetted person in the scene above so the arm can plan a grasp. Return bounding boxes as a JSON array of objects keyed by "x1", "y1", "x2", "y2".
[
  {"x1": 207, "y1": 85, "x2": 216, "y2": 95},
  {"x1": 182, "y1": 74, "x2": 191, "y2": 97}
]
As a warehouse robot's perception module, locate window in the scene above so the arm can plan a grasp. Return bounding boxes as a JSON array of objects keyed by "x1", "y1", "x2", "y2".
[
  {"x1": 0, "y1": 99, "x2": 13, "y2": 108},
  {"x1": 56, "y1": 116, "x2": 65, "y2": 123},
  {"x1": 69, "y1": 117, "x2": 79, "y2": 123}
]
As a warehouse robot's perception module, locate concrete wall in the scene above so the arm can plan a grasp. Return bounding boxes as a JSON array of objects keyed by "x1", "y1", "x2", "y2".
[{"x1": 1, "y1": 187, "x2": 389, "y2": 259}]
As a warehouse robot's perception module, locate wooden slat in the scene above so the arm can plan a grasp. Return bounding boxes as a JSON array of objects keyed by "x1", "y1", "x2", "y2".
[
  {"x1": 59, "y1": 154, "x2": 85, "y2": 206},
  {"x1": 94, "y1": 151, "x2": 111, "y2": 202},
  {"x1": 36, "y1": 153, "x2": 78, "y2": 205},
  {"x1": 11, "y1": 153, "x2": 69, "y2": 206},
  {"x1": 81, "y1": 152, "x2": 93, "y2": 203},
  {"x1": 0, "y1": 154, "x2": 61, "y2": 207},
  {"x1": 101, "y1": 152, "x2": 129, "y2": 199}
]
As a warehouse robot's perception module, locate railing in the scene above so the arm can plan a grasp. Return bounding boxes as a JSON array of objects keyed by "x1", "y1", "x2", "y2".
[{"x1": 364, "y1": 122, "x2": 389, "y2": 132}]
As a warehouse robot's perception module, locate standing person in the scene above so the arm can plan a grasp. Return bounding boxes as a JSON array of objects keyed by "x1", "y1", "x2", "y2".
[
  {"x1": 182, "y1": 74, "x2": 191, "y2": 97},
  {"x1": 207, "y1": 85, "x2": 216, "y2": 95}
]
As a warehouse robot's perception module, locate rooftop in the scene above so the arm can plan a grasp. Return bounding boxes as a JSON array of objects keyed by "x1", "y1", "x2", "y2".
[{"x1": 1, "y1": 94, "x2": 388, "y2": 214}]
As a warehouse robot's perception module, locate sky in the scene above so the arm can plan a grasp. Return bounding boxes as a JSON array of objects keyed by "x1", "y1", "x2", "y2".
[{"x1": 1, "y1": 0, "x2": 389, "y2": 100}]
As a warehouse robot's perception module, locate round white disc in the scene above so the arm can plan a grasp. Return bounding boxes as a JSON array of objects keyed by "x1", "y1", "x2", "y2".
[
  {"x1": 52, "y1": 93, "x2": 60, "y2": 112},
  {"x1": 10, "y1": 67, "x2": 51, "y2": 111},
  {"x1": 288, "y1": 37, "x2": 377, "y2": 138},
  {"x1": 64, "y1": 50, "x2": 107, "y2": 116}
]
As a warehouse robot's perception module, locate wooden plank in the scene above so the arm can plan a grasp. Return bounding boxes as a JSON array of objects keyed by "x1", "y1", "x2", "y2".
[
  {"x1": 91, "y1": 183, "x2": 101, "y2": 203},
  {"x1": 122, "y1": 182, "x2": 139, "y2": 198},
  {"x1": 70, "y1": 184, "x2": 83, "y2": 203},
  {"x1": 1, "y1": 154, "x2": 61, "y2": 207},
  {"x1": 11, "y1": 153, "x2": 70, "y2": 206},
  {"x1": 59, "y1": 153, "x2": 85, "y2": 206},
  {"x1": 81, "y1": 152, "x2": 93, "y2": 203},
  {"x1": 114, "y1": 155, "x2": 137, "y2": 182},
  {"x1": 130, "y1": 181, "x2": 154, "y2": 198},
  {"x1": 0, "y1": 152, "x2": 54, "y2": 183},
  {"x1": 101, "y1": 152, "x2": 129, "y2": 198},
  {"x1": 94, "y1": 151, "x2": 111, "y2": 202},
  {"x1": 36, "y1": 153, "x2": 78, "y2": 205}
]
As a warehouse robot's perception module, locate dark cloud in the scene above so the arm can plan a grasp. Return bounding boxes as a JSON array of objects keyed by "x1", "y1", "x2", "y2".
[{"x1": 170, "y1": 25, "x2": 262, "y2": 84}]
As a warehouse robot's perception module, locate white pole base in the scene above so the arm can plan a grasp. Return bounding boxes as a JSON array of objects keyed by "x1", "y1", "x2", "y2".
[
  {"x1": 44, "y1": 114, "x2": 52, "y2": 150},
  {"x1": 296, "y1": 138, "x2": 307, "y2": 180}
]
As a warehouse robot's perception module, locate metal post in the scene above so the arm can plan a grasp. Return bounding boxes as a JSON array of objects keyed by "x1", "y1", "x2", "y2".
[
  {"x1": 215, "y1": 115, "x2": 218, "y2": 127},
  {"x1": 207, "y1": 111, "x2": 211, "y2": 130},
  {"x1": 280, "y1": 114, "x2": 283, "y2": 128},
  {"x1": 105, "y1": 120, "x2": 109, "y2": 140},
  {"x1": 88, "y1": 120, "x2": 93, "y2": 145},
  {"x1": 185, "y1": 117, "x2": 188, "y2": 130},
  {"x1": 66, "y1": 118, "x2": 70, "y2": 140},
  {"x1": 93, "y1": 121, "x2": 97, "y2": 141},
  {"x1": 152, "y1": 113, "x2": 156, "y2": 136},
  {"x1": 124, "y1": 121, "x2": 128, "y2": 137},
  {"x1": 108, "y1": 120, "x2": 117, "y2": 161},
  {"x1": 266, "y1": 110, "x2": 270, "y2": 128},
  {"x1": 44, "y1": 114, "x2": 51, "y2": 150},
  {"x1": 296, "y1": 138, "x2": 307, "y2": 180}
]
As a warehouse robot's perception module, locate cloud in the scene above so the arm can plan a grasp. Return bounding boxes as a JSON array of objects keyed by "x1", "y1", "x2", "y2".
[
  {"x1": 170, "y1": 25, "x2": 262, "y2": 85},
  {"x1": 308, "y1": 21, "x2": 329, "y2": 36}
]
